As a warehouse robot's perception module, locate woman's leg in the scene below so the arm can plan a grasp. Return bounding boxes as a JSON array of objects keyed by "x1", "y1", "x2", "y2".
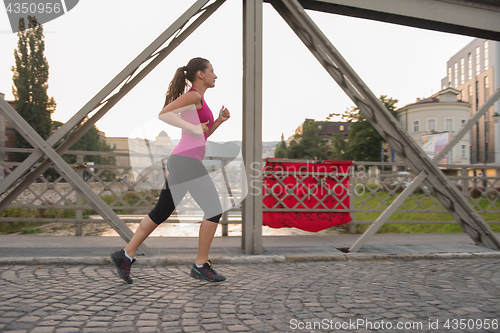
[
  {"x1": 195, "y1": 220, "x2": 219, "y2": 265},
  {"x1": 125, "y1": 171, "x2": 187, "y2": 258},
  {"x1": 124, "y1": 215, "x2": 158, "y2": 258},
  {"x1": 167, "y1": 155, "x2": 223, "y2": 265},
  {"x1": 184, "y1": 173, "x2": 222, "y2": 266}
]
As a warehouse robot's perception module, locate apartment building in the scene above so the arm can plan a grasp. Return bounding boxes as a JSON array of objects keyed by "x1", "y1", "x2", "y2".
[{"x1": 440, "y1": 39, "x2": 500, "y2": 163}]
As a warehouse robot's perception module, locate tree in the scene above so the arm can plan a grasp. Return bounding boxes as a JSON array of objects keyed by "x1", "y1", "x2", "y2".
[
  {"x1": 52, "y1": 121, "x2": 115, "y2": 166},
  {"x1": 329, "y1": 132, "x2": 349, "y2": 160},
  {"x1": 287, "y1": 121, "x2": 330, "y2": 160},
  {"x1": 274, "y1": 133, "x2": 288, "y2": 158},
  {"x1": 11, "y1": 16, "x2": 56, "y2": 161},
  {"x1": 327, "y1": 95, "x2": 398, "y2": 162}
]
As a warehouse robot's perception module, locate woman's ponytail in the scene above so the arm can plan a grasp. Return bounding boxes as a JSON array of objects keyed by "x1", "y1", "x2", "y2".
[
  {"x1": 164, "y1": 67, "x2": 188, "y2": 107},
  {"x1": 164, "y1": 57, "x2": 209, "y2": 107}
]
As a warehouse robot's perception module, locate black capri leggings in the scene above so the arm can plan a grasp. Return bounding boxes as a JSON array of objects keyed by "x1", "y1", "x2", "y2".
[{"x1": 148, "y1": 154, "x2": 222, "y2": 224}]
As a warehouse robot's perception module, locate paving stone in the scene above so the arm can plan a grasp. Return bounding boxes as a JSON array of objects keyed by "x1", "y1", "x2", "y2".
[
  {"x1": 202, "y1": 323, "x2": 224, "y2": 330},
  {"x1": 84, "y1": 321, "x2": 108, "y2": 327},
  {"x1": 137, "y1": 328, "x2": 158, "y2": 333},
  {"x1": 30, "y1": 328, "x2": 55, "y2": 333},
  {"x1": 226, "y1": 325, "x2": 251, "y2": 332}
]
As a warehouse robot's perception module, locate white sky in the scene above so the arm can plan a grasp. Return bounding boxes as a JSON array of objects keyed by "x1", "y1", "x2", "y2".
[{"x1": 0, "y1": 0, "x2": 474, "y2": 142}]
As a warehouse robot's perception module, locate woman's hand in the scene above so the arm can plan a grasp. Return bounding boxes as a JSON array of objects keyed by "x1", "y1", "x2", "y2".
[
  {"x1": 218, "y1": 106, "x2": 230, "y2": 122},
  {"x1": 190, "y1": 121, "x2": 210, "y2": 136}
]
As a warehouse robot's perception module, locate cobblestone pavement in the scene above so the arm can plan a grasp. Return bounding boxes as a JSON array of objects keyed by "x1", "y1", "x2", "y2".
[{"x1": 0, "y1": 259, "x2": 499, "y2": 333}]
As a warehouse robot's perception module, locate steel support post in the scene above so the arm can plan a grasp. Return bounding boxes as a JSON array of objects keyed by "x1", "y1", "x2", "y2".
[
  {"x1": 221, "y1": 159, "x2": 229, "y2": 236},
  {"x1": 348, "y1": 164, "x2": 355, "y2": 233},
  {"x1": 75, "y1": 154, "x2": 84, "y2": 236},
  {"x1": 242, "y1": 0, "x2": 263, "y2": 254},
  {"x1": 0, "y1": 0, "x2": 224, "y2": 209},
  {"x1": 349, "y1": 171, "x2": 427, "y2": 252},
  {"x1": 0, "y1": 99, "x2": 153, "y2": 255},
  {"x1": 271, "y1": 0, "x2": 500, "y2": 250}
]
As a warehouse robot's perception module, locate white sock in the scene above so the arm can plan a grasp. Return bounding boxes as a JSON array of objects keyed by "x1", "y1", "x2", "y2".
[
  {"x1": 196, "y1": 264, "x2": 204, "y2": 268},
  {"x1": 124, "y1": 250, "x2": 134, "y2": 262}
]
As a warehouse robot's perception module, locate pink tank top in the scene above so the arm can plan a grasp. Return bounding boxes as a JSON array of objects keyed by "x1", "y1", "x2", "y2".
[{"x1": 171, "y1": 89, "x2": 214, "y2": 161}]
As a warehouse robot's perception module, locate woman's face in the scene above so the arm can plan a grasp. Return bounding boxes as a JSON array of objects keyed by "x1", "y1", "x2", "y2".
[{"x1": 199, "y1": 62, "x2": 217, "y2": 88}]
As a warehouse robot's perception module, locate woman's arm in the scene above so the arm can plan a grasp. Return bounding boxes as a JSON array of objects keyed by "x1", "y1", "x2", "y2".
[
  {"x1": 207, "y1": 106, "x2": 230, "y2": 137},
  {"x1": 158, "y1": 91, "x2": 207, "y2": 135}
]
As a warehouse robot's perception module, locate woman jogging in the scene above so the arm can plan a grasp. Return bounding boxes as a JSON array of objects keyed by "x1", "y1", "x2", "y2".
[{"x1": 111, "y1": 57, "x2": 230, "y2": 284}]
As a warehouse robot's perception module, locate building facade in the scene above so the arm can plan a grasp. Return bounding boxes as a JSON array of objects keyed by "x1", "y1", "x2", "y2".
[
  {"x1": 440, "y1": 38, "x2": 500, "y2": 163},
  {"x1": 397, "y1": 88, "x2": 471, "y2": 167}
]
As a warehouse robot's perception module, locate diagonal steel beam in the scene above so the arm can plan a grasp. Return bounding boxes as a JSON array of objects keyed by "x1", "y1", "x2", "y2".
[
  {"x1": 434, "y1": 87, "x2": 500, "y2": 163},
  {"x1": 271, "y1": 0, "x2": 500, "y2": 250},
  {"x1": 349, "y1": 171, "x2": 427, "y2": 252},
  {"x1": 0, "y1": 0, "x2": 225, "y2": 213},
  {"x1": 0, "y1": 98, "x2": 153, "y2": 255}
]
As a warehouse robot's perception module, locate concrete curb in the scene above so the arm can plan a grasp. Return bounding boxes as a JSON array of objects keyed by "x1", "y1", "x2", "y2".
[{"x1": 1, "y1": 251, "x2": 499, "y2": 266}]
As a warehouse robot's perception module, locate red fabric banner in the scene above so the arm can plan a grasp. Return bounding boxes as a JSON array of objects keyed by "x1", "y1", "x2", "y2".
[{"x1": 263, "y1": 159, "x2": 353, "y2": 232}]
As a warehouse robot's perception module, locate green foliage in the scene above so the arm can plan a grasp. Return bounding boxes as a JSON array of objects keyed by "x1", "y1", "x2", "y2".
[
  {"x1": 274, "y1": 137, "x2": 288, "y2": 158},
  {"x1": 0, "y1": 207, "x2": 72, "y2": 234},
  {"x1": 328, "y1": 132, "x2": 349, "y2": 160},
  {"x1": 0, "y1": 192, "x2": 150, "y2": 234},
  {"x1": 328, "y1": 95, "x2": 399, "y2": 162},
  {"x1": 348, "y1": 184, "x2": 500, "y2": 233},
  {"x1": 354, "y1": 223, "x2": 500, "y2": 234},
  {"x1": 286, "y1": 121, "x2": 330, "y2": 160},
  {"x1": 20, "y1": 227, "x2": 43, "y2": 234},
  {"x1": 52, "y1": 121, "x2": 115, "y2": 165},
  {"x1": 11, "y1": 16, "x2": 56, "y2": 162}
]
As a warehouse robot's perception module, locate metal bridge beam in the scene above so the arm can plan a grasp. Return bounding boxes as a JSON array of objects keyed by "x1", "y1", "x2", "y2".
[
  {"x1": 279, "y1": 0, "x2": 500, "y2": 41},
  {"x1": 271, "y1": 0, "x2": 500, "y2": 251},
  {"x1": 242, "y1": 0, "x2": 264, "y2": 255}
]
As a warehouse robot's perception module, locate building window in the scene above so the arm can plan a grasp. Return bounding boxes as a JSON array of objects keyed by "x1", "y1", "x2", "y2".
[
  {"x1": 459, "y1": 90, "x2": 463, "y2": 101},
  {"x1": 339, "y1": 125, "x2": 344, "y2": 131},
  {"x1": 448, "y1": 67, "x2": 452, "y2": 87},
  {"x1": 454, "y1": 62, "x2": 458, "y2": 87},
  {"x1": 468, "y1": 85, "x2": 472, "y2": 103},
  {"x1": 449, "y1": 148, "x2": 453, "y2": 163},
  {"x1": 484, "y1": 41, "x2": 489, "y2": 70},
  {"x1": 445, "y1": 118, "x2": 454, "y2": 132},
  {"x1": 113, "y1": 143, "x2": 116, "y2": 149},
  {"x1": 461, "y1": 119, "x2": 467, "y2": 128},
  {"x1": 412, "y1": 120, "x2": 420, "y2": 133},
  {"x1": 475, "y1": 80, "x2": 479, "y2": 109},
  {"x1": 476, "y1": 46, "x2": 480, "y2": 75},
  {"x1": 484, "y1": 76, "x2": 489, "y2": 100},
  {"x1": 460, "y1": 58, "x2": 465, "y2": 84},
  {"x1": 468, "y1": 52, "x2": 472, "y2": 80},
  {"x1": 427, "y1": 119, "x2": 437, "y2": 132},
  {"x1": 461, "y1": 144, "x2": 467, "y2": 159}
]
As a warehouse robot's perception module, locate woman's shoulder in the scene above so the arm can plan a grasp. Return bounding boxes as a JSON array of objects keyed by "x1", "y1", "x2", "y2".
[{"x1": 181, "y1": 90, "x2": 202, "y2": 104}]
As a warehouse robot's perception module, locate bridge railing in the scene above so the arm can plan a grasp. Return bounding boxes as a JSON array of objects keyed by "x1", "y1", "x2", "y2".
[{"x1": 1, "y1": 148, "x2": 498, "y2": 235}]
